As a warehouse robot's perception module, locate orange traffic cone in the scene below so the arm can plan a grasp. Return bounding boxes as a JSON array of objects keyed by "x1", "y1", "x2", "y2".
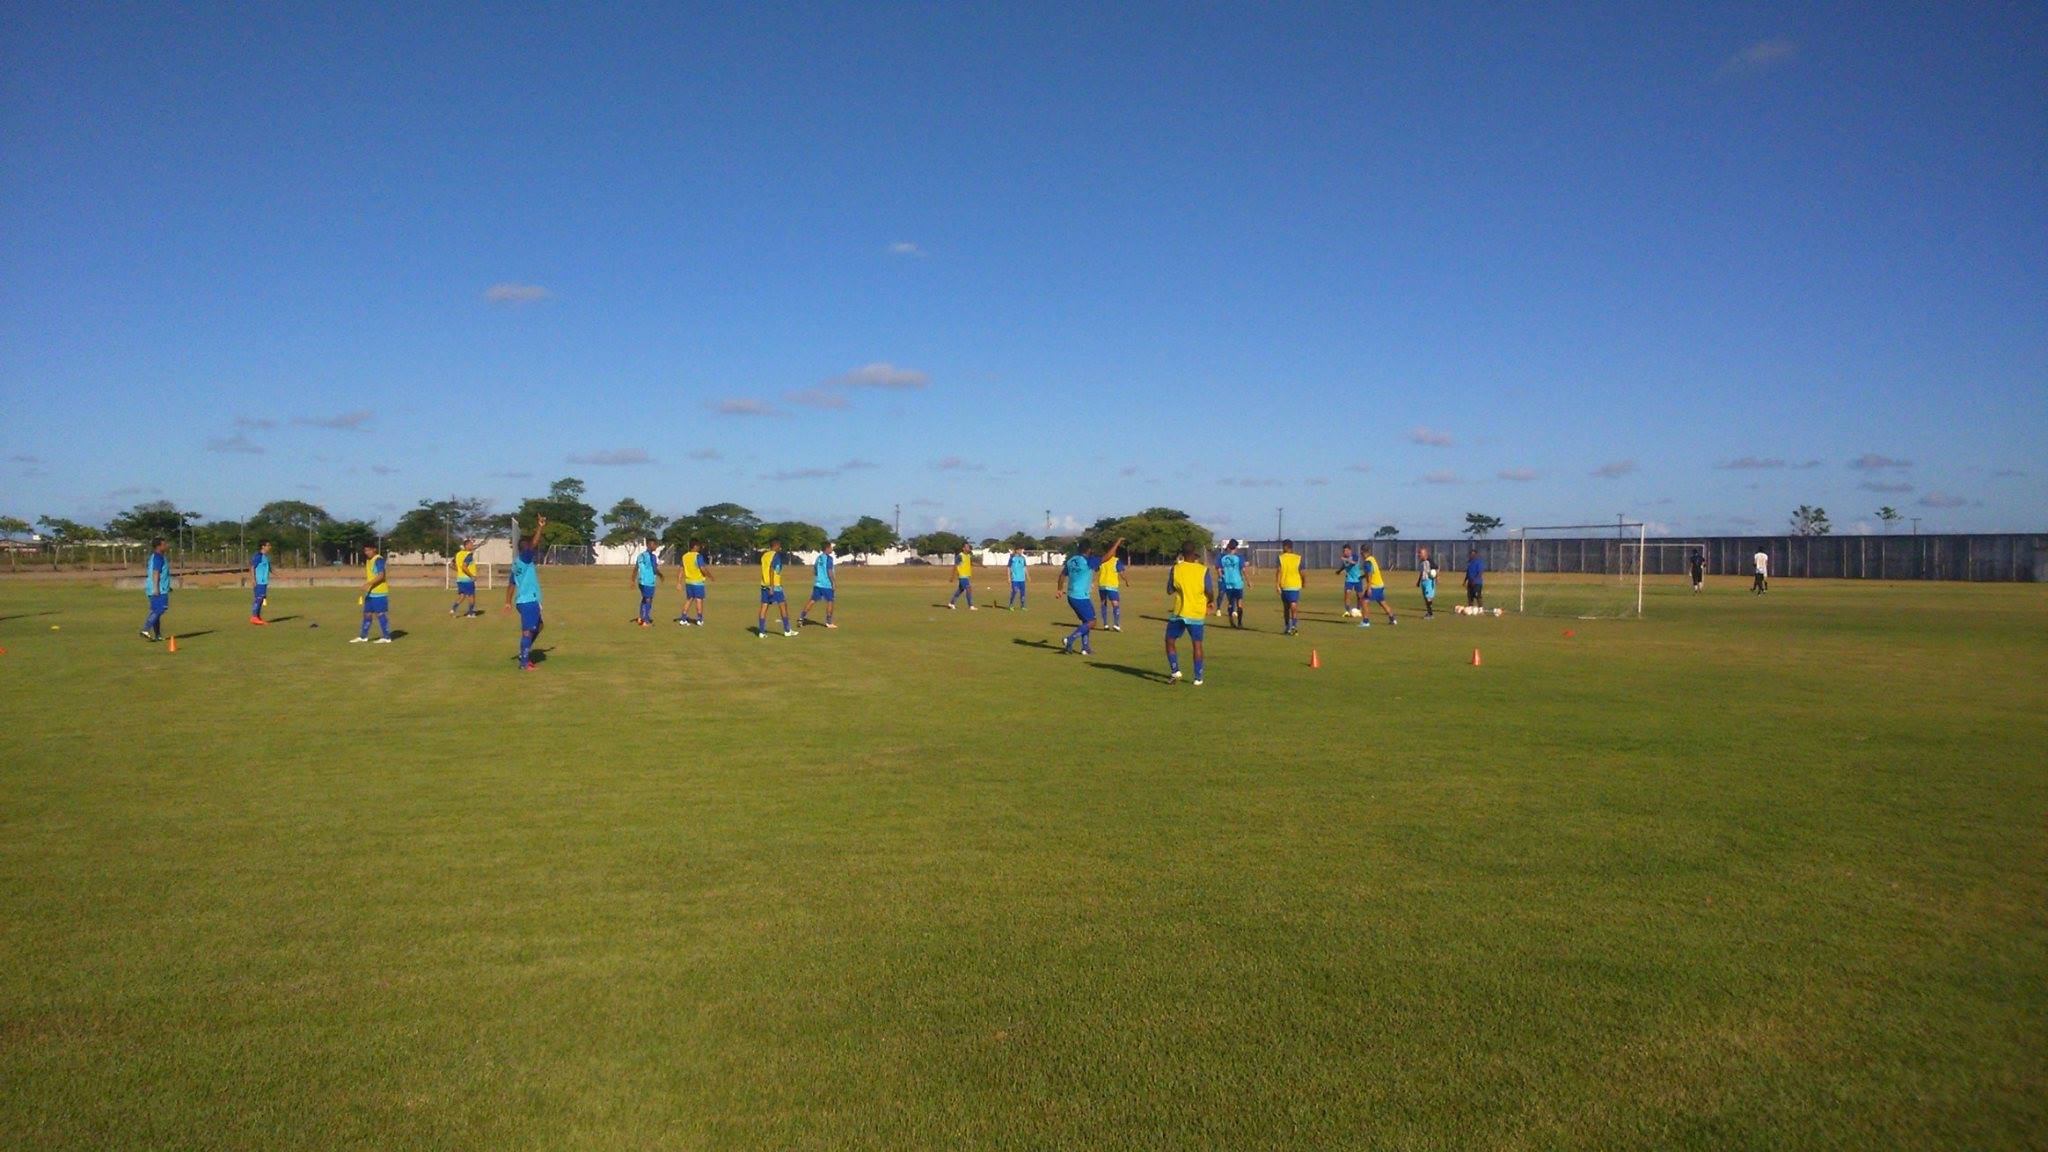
[
  {"x1": 1310, "y1": 649, "x2": 1321, "y2": 669},
  {"x1": 166, "y1": 635, "x2": 178, "y2": 653},
  {"x1": 1469, "y1": 648, "x2": 1481, "y2": 666}
]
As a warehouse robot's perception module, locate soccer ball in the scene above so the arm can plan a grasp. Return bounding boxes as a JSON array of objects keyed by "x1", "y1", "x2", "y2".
[{"x1": 1493, "y1": 608, "x2": 1502, "y2": 617}]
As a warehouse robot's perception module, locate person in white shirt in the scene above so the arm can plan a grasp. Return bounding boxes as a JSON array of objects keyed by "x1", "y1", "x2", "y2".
[{"x1": 1752, "y1": 549, "x2": 1770, "y2": 594}]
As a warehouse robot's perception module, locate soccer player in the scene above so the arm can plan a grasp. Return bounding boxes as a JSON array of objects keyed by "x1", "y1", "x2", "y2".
[
  {"x1": 1006, "y1": 547, "x2": 1028, "y2": 610},
  {"x1": 1691, "y1": 548, "x2": 1706, "y2": 593},
  {"x1": 757, "y1": 538, "x2": 796, "y2": 638},
  {"x1": 450, "y1": 538, "x2": 480, "y2": 617},
  {"x1": 1165, "y1": 541, "x2": 1213, "y2": 685},
  {"x1": 675, "y1": 538, "x2": 710, "y2": 626},
  {"x1": 1464, "y1": 548, "x2": 1486, "y2": 609},
  {"x1": 1215, "y1": 539, "x2": 1247, "y2": 628},
  {"x1": 1752, "y1": 549, "x2": 1769, "y2": 594},
  {"x1": 800, "y1": 541, "x2": 838, "y2": 628},
  {"x1": 1057, "y1": 547, "x2": 1098, "y2": 656},
  {"x1": 633, "y1": 537, "x2": 660, "y2": 627},
  {"x1": 1336, "y1": 544, "x2": 1363, "y2": 618},
  {"x1": 506, "y1": 515, "x2": 545, "y2": 670},
  {"x1": 352, "y1": 542, "x2": 393, "y2": 643},
  {"x1": 1276, "y1": 539, "x2": 1304, "y2": 635},
  {"x1": 249, "y1": 539, "x2": 273, "y2": 625},
  {"x1": 1357, "y1": 543, "x2": 1397, "y2": 627},
  {"x1": 1096, "y1": 537, "x2": 1127, "y2": 631},
  {"x1": 1417, "y1": 546, "x2": 1438, "y2": 618},
  {"x1": 140, "y1": 537, "x2": 171, "y2": 641},
  {"x1": 948, "y1": 545, "x2": 976, "y2": 610}
]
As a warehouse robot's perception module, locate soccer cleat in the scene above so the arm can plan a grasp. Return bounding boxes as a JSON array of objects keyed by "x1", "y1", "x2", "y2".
[
  {"x1": 374, "y1": 637, "x2": 393, "y2": 644},
  {"x1": 947, "y1": 603, "x2": 956, "y2": 611},
  {"x1": 250, "y1": 617, "x2": 267, "y2": 626},
  {"x1": 521, "y1": 661, "x2": 534, "y2": 671},
  {"x1": 141, "y1": 630, "x2": 156, "y2": 641},
  {"x1": 783, "y1": 630, "x2": 797, "y2": 638},
  {"x1": 824, "y1": 622, "x2": 837, "y2": 629},
  {"x1": 1389, "y1": 618, "x2": 1398, "y2": 625},
  {"x1": 1360, "y1": 620, "x2": 1371, "y2": 628},
  {"x1": 757, "y1": 628, "x2": 767, "y2": 639},
  {"x1": 1060, "y1": 638, "x2": 1073, "y2": 654},
  {"x1": 969, "y1": 605, "x2": 978, "y2": 611},
  {"x1": 350, "y1": 636, "x2": 368, "y2": 643},
  {"x1": 1111, "y1": 625, "x2": 1122, "y2": 632},
  {"x1": 1192, "y1": 678, "x2": 1203, "y2": 686},
  {"x1": 1169, "y1": 670, "x2": 1182, "y2": 682}
]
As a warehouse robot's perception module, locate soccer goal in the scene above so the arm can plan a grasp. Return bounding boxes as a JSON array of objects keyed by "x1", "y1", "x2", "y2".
[
  {"x1": 444, "y1": 560, "x2": 497, "y2": 590},
  {"x1": 1513, "y1": 523, "x2": 1646, "y2": 618},
  {"x1": 1642, "y1": 542, "x2": 1710, "y2": 588}
]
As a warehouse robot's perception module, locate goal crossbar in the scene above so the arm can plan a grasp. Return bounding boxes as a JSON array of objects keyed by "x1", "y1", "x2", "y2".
[{"x1": 1513, "y1": 522, "x2": 1647, "y2": 617}]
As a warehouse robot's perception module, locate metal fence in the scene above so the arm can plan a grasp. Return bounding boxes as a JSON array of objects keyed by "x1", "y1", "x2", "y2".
[{"x1": 1240, "y1": 534, "x2": 2044, "y2": 582}]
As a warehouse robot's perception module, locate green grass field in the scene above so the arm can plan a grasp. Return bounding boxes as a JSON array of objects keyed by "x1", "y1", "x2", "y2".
[{"x1": 2, "y1": 567, "x2": 2043, "y2": 1150}]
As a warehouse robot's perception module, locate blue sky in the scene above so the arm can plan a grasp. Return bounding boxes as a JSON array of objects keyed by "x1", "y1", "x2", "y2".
[{"x1": 3, "y1": 4, "x2": 2042, "y2": 540}]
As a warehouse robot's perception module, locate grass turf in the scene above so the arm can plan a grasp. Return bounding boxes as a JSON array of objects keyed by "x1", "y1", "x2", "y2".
[{"x1": 1, "y1": 568, "x2": 2043, "y2": 1149}]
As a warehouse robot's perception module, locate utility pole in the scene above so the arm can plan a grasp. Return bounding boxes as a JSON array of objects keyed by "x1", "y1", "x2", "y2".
[
  {"x1": 1276, "y1": 507, "x2": 1284, "y2": 543},
  {"x1": 1910, "y1": 517, "x2": 1920, "y2": 536},
  {"x1": 893, "y1": 504, "x2": 901, "y2": 539},
  {"x1": 1045, "y1": 509, "x2": 1051, "y2": 534}
]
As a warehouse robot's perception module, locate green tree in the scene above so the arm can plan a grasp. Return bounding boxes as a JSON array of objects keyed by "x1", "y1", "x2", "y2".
[
  {"x1": 600, "y1": 497, "x2": 670, "y2": 546},
  {"x1": 35, "y1": 516, "x2": 103, "y2": 543},
  {"x1": 317, "y1": 519, "x2": 379, "y2": 561},
  {"x1": 0, "y1": 515, "x2": 32, "y2": 540},
  {"x1": 1074, "y1": 507, "x2": 1211, "y2": 564},
  {"x1": 663, "y1": 502, "x2": 761, "y2": 559},
  {"x1": 1373, "y1": 524, "x2": 1400, "y2": 539},
  {"x1": 106, "y1": 500, "x2": 200, "y2": 543},
  {"x1": 388, "y1": 497, "x2": 494, "y2": 555},
  {"x1": 834, "y1": 515, "x2": 898, "y2": 557},
  {"x1": 906, "y1": 531, "x2": 969, "y2": 557},
  {"x1": 1876, "y1": 506, "x2": 1901, "y2": 534},
  {"x1": 1463, "y1": 513, "x2": 1503, "y2": 537},
  {"x1": 1003, "y1": 531, "x2": 1041, "y2": 550},
  {"x1": 756, "y1": 521, "x2": 829, "y2": 551},
  {"x1": 515, "y1": 477, "x2": 599, "y2": 545},
  {"x1": 1790, "y1": 505, "x2": 1831, "y2": 537}
]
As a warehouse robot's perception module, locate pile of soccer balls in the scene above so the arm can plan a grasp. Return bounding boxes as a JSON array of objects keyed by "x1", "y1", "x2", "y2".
[{"x1": 1454, "y1": 605, "x2": 1504, "y2": 617}]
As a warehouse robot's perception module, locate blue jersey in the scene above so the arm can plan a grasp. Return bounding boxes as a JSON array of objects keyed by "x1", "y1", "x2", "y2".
[
  {"x1": 1008, "y1": 555, "x2": 1027, "y2": 580},
  {"x1": 251, "y1": 553, "x2": 270, "y2": 584},
  {"x1": 1063, "y1": 554, "x2": 1095, "y2": 598},
  {"x1": 146, "y1": 553, "x2": 171, "y2": 596},
  {"x1": 814, "y1": 552, "x2": 834, "y2": 589},
  {"x1": 512, "y1": 548, "x2": 543, "y2": 605},
  {"x1": 1466, "y1": 556, "x2": 1486, "y2": 583},
  {"x1": 1340, "y1": 558, "x2": 1362, "y2": 582},
  {"x1": 1217, "y1": 552, "x2": 1245, "y2": 590},
  {"x1": 635, "y1": 550, "x2": 658, "y2": 586}
]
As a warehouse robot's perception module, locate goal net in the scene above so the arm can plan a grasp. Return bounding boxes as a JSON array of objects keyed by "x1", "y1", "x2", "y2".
[
  {"x1": 1642, "y1": 542, "x2": 1710, "y2": 589},
  {"x1": 1513, "y1": 523, "x2": 1645, "y2": 618},
  {"x1": 444, "y1": 560, "x2": 497, "y2": 590}
]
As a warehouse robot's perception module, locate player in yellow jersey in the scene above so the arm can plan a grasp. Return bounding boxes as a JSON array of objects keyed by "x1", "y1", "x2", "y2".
[
  {"x1": 1096, "y1": 537, "x2": 1126, "y2": 630},
  {"x1": 675, "y1": 538, "x2": 711, "y2": 626},
  {"x1": 1357, "y1": 543, "x2": 1398, "y2": 627},
  {"x1": 449, "y1": 538, "x2": 480, "y2": 618},
  {"x1": 756, "y1": 537, "x2": 796, "y2": 638},
  {"x1": 948, "y1": 545, "x2": 976, "y2": 610},
  {"x1": 1275, "y1": 539, "x2": 1304, "y2": 635},
  {"x1": 352, "y1": 542, "x2": 393, "y2": 643},
  {"x1": 1164, "y1": 541, "x2": 1213, "y2": 685}
]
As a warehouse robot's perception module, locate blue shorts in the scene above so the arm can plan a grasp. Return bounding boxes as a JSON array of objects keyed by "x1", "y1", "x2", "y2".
[
  {"x1": 686, "y1": 583, "x2": 706, "y2": 598},
  {"x1": 148, "y1": 594, "x2": 169, "y2": 612},
  {"x1": 517, "y1": 601, "x2": 542, "y2": 631},
  {"x1": 638, "y1": 582, "x2": 656, "y2": 598},
  {"x1": 1010, "y1": 580, "x2": 1025, "y2": 593},
  {"x1": 1165, "y1": 618, "x2": 1205, "y2": 642},
  {"x1": 1420, "y1": 579, "x2": 1436, "y2": 598},
  {"x1": 811, "y1": 586, "x2": 834, "y2": 602},
  {"x1": 760, "y1": 587, "x2": 785, "y2": 605},
  {"x1": 254, "y1": 583, "x2": 268, "y2": 599},
  {"x1": 1366, "y1": 586, "x2": 1385, "y2": 603},
  {"x1": 1100, "y1": 588, "x2": 1120, "y2": 601},
  {"x1": 1345, "y1": 580, "x2": 1363, "y2": 593},
  {"x1": 957, "y1": 577, "x2": 972, "y2": 590},
  {"x1": 1068, "y1": 596, "x2": 1097, "y2": 623},
  {"x1": 363, "y1": 594, "x2": 389, "y2": 613},
  {"x1": 1224, "y1": 586, "x2": 1244, "y2": 603},
  {"x1": 1280, "y1": 589, "x2": 1301, "y2": 604},
  {"x1": 456, "y1": 579, "x2": 476, "y2": 595}
]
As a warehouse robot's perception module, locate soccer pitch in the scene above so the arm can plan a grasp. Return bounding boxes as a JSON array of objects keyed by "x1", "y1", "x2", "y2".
[{"x1": 2, "y1": 569, "x2": 2043, "y2": 1150}]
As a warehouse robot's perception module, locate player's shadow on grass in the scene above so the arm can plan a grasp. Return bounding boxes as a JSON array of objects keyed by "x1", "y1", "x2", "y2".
[
  {"x1": 173, "y1": 630, "x2": 218, "y2": 640},
  {"x1": 1011, "y1": 638, "x2": 1064, "y2": 652},
  {"x1": 511, "y1": 647, "x2": 553, "y2": 664},
  {"x1": 267, "y1": 615, "x2": 301, "y2": 624},
  {"x1": 1088, "y1": 661, "x2": 1173, "y2": 683},
  {"x1": 0, "y1": 611, "x2": 59, "y2": 623}
]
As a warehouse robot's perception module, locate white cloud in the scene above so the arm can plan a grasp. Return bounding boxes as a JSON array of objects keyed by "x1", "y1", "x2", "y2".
[
  {"x1": 886, "y1": 242, "x2": 925, "y2": 258},
  {"x1": 484, "y1": 282, "x2": 550, "y2": 305},
  {"x1": 205, "y1": 434, "x2": 264, "y2": 455},
  {"x1": 1592, "y1": 459, "x2": 1638, "y2": 478},
  {"x1": 785, "y1": 387, "x2": 851, "y2": 410},
  {"x1": 1851, "y1": 453, "x2": 1913, "y2": 471},
  {"x1": 1920, "y1": 492, "x2": 1968, "y2": 508},
  {"x1": 1858, "y1": 480, "x2": 1912, "y2": 494},
  {"x1": 1421, "y1": 470, "x2": 1465, "y2": 485},
  {"x1": 1721, "y1": 38, "x2": 1797, "y2": 76},
  {"x1": 567, "y1": 448, "x2": 652, "y2": 466},
  {"x1": 1718, "y1": 456, "x2": 1785, "y2": 470},
  {"x1": 1496, "y1": 467, "x2": 1539, "y2": 482},
  {"x1": 294, "y1": 409, "x2": 375, "y2": 431},
  {"x1": 711, "y1": 398, "x2": 780, "y2": 417},
  {"x1": 1407, "y1": 427, "x2": 1454, "y2": 448},
  {"x1": 833, "y1": 362, "x2": 931, "y2": 390}
]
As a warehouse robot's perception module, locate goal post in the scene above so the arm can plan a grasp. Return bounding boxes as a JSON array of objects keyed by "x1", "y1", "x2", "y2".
[
  {"x1": 1514, "y1": 522, "x2": 1646, "y2": 618},
  {"x1": 444, "y1": 560, "x2": 496, "y2": 590}
]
